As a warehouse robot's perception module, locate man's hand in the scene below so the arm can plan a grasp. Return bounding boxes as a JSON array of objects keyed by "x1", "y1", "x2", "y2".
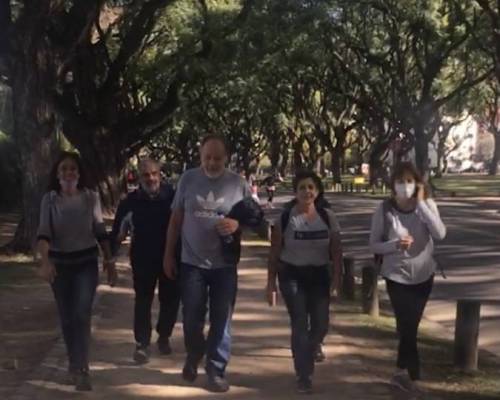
[
  {"x1": 103, "y1": 260, "x2": 118, "y2": 287},
  {"x1": 215, "y1": 218, "x2": 239, "y2": 236}
]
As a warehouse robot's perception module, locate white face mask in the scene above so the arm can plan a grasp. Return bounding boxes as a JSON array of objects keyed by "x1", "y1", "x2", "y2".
[
  {"x1": 394, "y1": 182, "x2": 415, "y2": 199},
  {"x1": 59, "y1": 178, "x2": 78, "y2": 192}
]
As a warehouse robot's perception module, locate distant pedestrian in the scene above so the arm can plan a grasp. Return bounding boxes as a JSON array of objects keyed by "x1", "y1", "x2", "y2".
[{"x1": 369, "y1": 162, "x2": 446, "y2": 394}]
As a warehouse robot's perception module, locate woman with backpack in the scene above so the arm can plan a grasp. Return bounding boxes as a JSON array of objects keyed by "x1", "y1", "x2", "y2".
[
  {"x1": 36, "y1": 152, "x2": 118, "y2": 391},
  {"x1": 266, "y1": 170, "x2": 343, "y2": 394},
  {"x1": 369, "y1": 162, "x2": 446, "y2": 394}
]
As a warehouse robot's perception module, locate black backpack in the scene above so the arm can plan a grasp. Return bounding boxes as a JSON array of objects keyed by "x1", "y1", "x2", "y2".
[
  {"x1": 280, "y1": 197, "x2": 332, "y2": 242},
  {"x1": 373, "y1": 198, "x2": 394, "y2": 269}
]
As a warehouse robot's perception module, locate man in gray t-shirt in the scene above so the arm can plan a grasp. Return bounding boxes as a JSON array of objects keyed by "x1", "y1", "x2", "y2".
[{"x1": 163, "y1": 135, "x2": 253, "y2": 393}]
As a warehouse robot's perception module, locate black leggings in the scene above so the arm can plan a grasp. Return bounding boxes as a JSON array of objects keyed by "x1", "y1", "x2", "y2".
[{"x1": 385, "y1": 276, "x2": 433, "y2": 380}]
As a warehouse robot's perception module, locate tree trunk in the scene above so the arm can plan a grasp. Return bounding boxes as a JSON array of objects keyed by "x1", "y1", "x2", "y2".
[
  {"x1": 66, "y1": 126, "x2": 127, "y2": 209},
  {"x1": 414, "y1": 125, "x2": 430, "y2": 178},
  {"x1": 3, "y1": 79, "x2": 59, "y2": 254},
  {"x1": 2, "y1": 17, "x2": 60, "y2": 254},
  {"x1": 488, "y1": 133, "x2": 500, "y2": 176}
]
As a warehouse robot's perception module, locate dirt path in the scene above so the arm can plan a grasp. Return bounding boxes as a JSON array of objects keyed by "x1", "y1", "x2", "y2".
[{"x1": 0, "y1": 213, "x2": 59, "y2": 399}]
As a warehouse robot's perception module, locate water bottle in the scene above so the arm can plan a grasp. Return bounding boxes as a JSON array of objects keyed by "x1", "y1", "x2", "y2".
[{"x1": 217, "y1": 212, "x2": 234, "y2": 244}]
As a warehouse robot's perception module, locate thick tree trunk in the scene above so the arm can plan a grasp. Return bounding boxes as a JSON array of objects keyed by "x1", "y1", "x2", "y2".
[
  {"x1": 488, "y1": 133, "x2": 500, "y2": 176},
  {"x1": 3, "y1": 79, "x2": 59, "y2": 254},
  {"x1": 414, "y1": 125, "x2": 430, "y2": 178}
]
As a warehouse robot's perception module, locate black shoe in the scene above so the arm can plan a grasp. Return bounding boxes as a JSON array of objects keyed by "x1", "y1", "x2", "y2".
[
  {"x1": 182, "y1": 360, "x2": 198, "y2": 383},
  {"x1": 133, "y1": 344, "x2": 150, "y2": 365},
  {"x1": 74, "y1": 370, "x2": 92, "y2": 391},
  {"x1": 297, "y1": 376, "x2": 313, "y2": 394},
  {"x1": 314, "y1": 344, "x2": 326, "y2": 363},
  {"x1": 157, "y1": 337, "x2": 172, "y2": 355},
  {"x1": 207, "y1": 374, "x2": 230, "y2": 393}
]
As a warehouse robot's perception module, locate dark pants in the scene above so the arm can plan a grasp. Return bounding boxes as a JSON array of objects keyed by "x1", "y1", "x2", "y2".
[
  {"x1": 278, "y1": 264, "x2": 331, "y2": 380},
  {"x1": 180, "y1": 263, "x2": 237, "y2": 377},
  {"x1": 52, "y1": 259, "x2": 98, "y2": 371},
  {"x1": 132, "y1": 262, "x2": 181, "y2": 346},
  {"x1": 266, "y1": 189, "x2": 275, "y2": 203},
  {"x1": 386, "y1": 276, "x2": 434, "y2": 380}
]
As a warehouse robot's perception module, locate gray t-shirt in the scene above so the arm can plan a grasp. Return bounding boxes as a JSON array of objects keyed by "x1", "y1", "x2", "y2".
[
  {"x1": 369, "y1": 198, "x2": 447, "y2": 284},
  {"x1": 37, "y1": 190, "x2": 107, "y2": 253},
  {"x1": 172, "y1": 168, "x2": 252, "y2": 269},
  {"x1": 279, "y1": 207, "x2": 341, "y2": 267}
]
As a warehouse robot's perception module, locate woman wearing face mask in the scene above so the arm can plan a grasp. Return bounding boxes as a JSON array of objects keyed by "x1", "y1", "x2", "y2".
[
  {"x1": 36, "y1": 152, "x2": 117, "y2": 391},
  {"x1": 267, "y1": 170, "x2": 343, "y2": 394},
  {"x1": 369, "y1": 162, "x2": 446, "y2": 394}
]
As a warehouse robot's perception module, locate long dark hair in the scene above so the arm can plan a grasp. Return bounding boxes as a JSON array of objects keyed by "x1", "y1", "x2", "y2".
[
  {"x1": 291, "y1": 169, "x2": 330, "y2": 208},
  {"x1": 47, "y1": 151, "x2": 91, "y2": 192},
  {"x1": 390, "y1": 161, "x2": 429, "y2": 199}
]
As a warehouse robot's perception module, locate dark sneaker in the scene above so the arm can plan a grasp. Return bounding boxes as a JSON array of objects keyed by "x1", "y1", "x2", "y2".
[
  {"x1": 207, "y1": 374, "x2": 230, "y2": 393},
  {"x1": 74, "y1": 370, "x2": 92, "y2": 391},
  {"x1": 157, "y1": 336, "x2": 172, "y2": 355},
  {"x1": 390, "y1": 372, "x2": 415, "y2": 392},
  {"x1": 297, "y1": 376, "x2": 313, "y2": 394},
  {"x1": 314, "y1": 344, "x2": 326, "y2": 363},
  {"x1": 133, "y1": 344, "x2": 150, "y2": 365},
  {"x1": 182, "y1": 360, "x2": 198, "y2": 383}
]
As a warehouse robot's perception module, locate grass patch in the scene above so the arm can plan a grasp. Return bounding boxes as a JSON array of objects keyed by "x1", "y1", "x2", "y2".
[
  {"x1": 433, "y1": 174, "x2": 500, "y2": 197},
  {"x1": 336, "y1": 301, "x2": 500, "y2": 400}
]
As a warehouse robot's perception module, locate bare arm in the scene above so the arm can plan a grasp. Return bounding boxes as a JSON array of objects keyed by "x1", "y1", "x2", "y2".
[
  {"x1": 266, "y1": 222, "x2": 282, "y2": 305},
  {"x1": 329, "y1": 231, "x2": 343, "y2": 295},
  {"x1": 163, "y1": 208, "x2": 184, "y2": 279}
]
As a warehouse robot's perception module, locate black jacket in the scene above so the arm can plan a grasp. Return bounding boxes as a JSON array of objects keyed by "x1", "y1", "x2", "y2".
[
  {"x1": 222, "y1": 197, "x2": 264, "y2": 264},
  {"x1": 110, "y1": 184, "x2": 176, "y2": 266}
]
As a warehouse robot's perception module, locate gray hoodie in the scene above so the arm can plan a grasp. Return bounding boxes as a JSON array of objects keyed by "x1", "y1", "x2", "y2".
[{"x1": 369, "y1": 198, "x2": 446, "y2": 284}]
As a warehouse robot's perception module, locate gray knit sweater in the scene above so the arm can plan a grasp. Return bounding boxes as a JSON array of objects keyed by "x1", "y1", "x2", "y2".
[{"x1": 37, "y1": 190, "x2": 107, "y2": 259}]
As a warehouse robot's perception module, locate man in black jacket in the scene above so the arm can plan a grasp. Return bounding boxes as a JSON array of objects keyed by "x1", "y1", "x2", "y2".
[{"x1": 110, "y1": 159, "x2": 180, "y2": 364}]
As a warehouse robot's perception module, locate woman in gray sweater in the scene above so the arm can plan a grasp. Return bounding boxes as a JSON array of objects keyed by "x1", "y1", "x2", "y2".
[
  {"x1": 36, "y1": 152, "x2": 117, "y2": 391},
  {"x1": 369, "y1": 162, "x2": 446, "y2": 394}
]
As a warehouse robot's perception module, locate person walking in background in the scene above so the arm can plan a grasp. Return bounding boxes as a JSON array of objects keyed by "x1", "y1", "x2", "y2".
[
  {"x1": 36, "y1": 151, "x2": 117, "y2": 391},
  {"x1": 266, "y1": 170, "x2": 343, "y2": 394},
  {"x1": 109, "y1": 158, "x2": 180, "y2": 365},
  {"x1": 369, "y1": 161, "x2": 446, "y2": 394},
  {"x1": 163, "y1": 135, "x2": 263, "y2": 393},
  {"x1": 262, "y1": 173, "x2": 277, "y2": 208}
]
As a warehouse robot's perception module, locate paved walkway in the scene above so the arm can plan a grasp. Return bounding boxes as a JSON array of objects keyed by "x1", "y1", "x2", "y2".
[{"x1": 8, "y1": 232, "x2": 449, "y2": 400}]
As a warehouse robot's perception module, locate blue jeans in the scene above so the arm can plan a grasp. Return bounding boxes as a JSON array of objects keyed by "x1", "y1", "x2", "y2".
[
  {"x1": 180, "y1": 263, "x2": 237, "y2": 377},
  {"x1": 51, "y1": 259, "x2": 98, "y2": 371},
  {"x1": 278, "y1": 263, "x2": 331, "y2": 379}
]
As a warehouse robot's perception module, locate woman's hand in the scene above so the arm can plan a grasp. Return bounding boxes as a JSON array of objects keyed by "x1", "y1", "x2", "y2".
[
  {"x1": 416, "y1": 183, "x2": 425, "y2": 201},
  {"x1": 266, "y1": 280, "x2": 278, "y2": 306},
  {"x1": 38, "y1": 260, "x2": 57, "y2": 284}
]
